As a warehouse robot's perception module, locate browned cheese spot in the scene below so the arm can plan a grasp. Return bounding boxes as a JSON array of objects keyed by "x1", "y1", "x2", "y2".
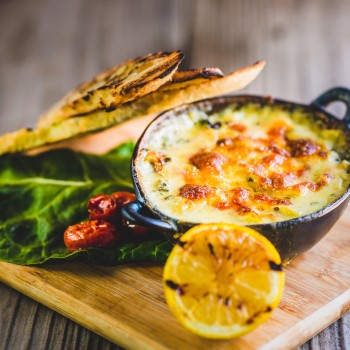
[
  {"x1": 179, "y1": 184, "x2": 214, "y2": 200},
  {"x1": 228, "y1": 123, "x2": 247, "y2": 132},
  {"x1": 145, "y1": 151, "x2": 170, "y2": 173},
  {"x1": 270, "y1": 173, "x2": 295, "y2": 190},
  {"x1": 297, "y1": 164, "x2": 311, "y2": 177},
  {"x1": 255, "y1": 193, "x2": 291, "y2": 206},
  {"x1": 231, "y1": 187, "x2": 250, "y2": 205},
  {"x1": 293, "y1": 173, "x2": 333, "y2": 193},
  {"x1": 190, "y1": 151, "x2": 228, "y2": 171},
  {"x1": 261, "y1": 154, "x2": 286, "y2": 167},
  {"x1": 318, "y1": 151, "x2": 328, "y2": 158},
  {"x1": 269, "y1": 144, "x2": 291, "y2": 157},
  {"x1": 237, "y1": 205, "x2": 253, "y2": 214},
  {"x1": 267, "y1": 125, "x2": 288, "y2": 139},
  {"x1": 287, "y1": 138, "x2": 320, "y2": 157},
  {"x1": 215, "y1": 187, "x2": 253, "y2": 214},
  {"x1": 316, "y1": 173, "x2": 333, "y2": 189}
]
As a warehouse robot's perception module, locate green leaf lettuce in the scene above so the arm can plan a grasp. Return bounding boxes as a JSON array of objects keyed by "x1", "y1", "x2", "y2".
[{"x1": 0, "y1": 142, "x2": 171, "y2": 265}]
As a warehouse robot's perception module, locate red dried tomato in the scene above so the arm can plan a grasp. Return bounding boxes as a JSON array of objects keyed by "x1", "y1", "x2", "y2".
[
  {"x1": 87, "y1": 194, "x2": 117, "y2": 222},
  {"x1": 64, "y1": 220, "x2": 119, "y2": 251},
  {"x1": 111, "y1": 191, "x2": 136, "y2": 220},
  {"x1": 111, "y1": 191, "x2": 136, "y2": 207},
  {"x1": 111, "y1": 191, "x2": 151, "y2": 238}
]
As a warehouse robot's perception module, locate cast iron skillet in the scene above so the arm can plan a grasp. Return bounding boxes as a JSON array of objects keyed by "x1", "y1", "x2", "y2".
[{"x1": 122, "y1": 87, "x2": 350, "y2": 262}]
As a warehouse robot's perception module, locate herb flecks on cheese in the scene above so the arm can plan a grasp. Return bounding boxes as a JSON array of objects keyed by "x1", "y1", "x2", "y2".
[{"x1": 137, "y1": 103, "x2": 350, "y2": 224}]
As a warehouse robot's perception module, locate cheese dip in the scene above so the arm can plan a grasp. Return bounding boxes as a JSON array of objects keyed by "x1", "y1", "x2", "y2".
[{"x1": 136, "y1": 101, "x2": 350, "y2": 224}]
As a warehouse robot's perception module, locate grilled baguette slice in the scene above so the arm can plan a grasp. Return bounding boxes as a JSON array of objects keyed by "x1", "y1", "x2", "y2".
[
  {"x1": 37, "y1": 51, "x2": 184, "y2": 128},
  {"x1": 0, "y1": 61, "x2": 265, "y2": 155}
]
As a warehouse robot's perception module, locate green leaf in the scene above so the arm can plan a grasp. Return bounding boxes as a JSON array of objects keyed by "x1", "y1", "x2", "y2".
[{"x1": 0, "y1": 142, "x2": 171, "y2": 265}]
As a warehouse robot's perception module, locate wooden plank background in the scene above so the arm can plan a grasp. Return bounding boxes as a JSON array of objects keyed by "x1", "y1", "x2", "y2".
[{"x1": 0, "y1": 0, "x2": 350, "y2": 349}]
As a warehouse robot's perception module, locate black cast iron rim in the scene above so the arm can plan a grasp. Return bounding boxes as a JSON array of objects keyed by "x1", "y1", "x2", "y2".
[{"x1": 122, "y1": 87, "x2": 350, "y2": 238}]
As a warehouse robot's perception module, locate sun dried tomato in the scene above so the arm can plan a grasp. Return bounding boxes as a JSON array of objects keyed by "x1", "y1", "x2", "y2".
[
  {"x1": 87, "y1": 194, "x2": 117, "y2": 222},
  {"x1": 110, "y1": 191, "x2": 136, "y2": 220},
  {"x1": 64, "y1": 220, "x2": 119, "y2": 251},
  {"x1": 111, "y1": 191, "x2": 136, "y2": 205}
]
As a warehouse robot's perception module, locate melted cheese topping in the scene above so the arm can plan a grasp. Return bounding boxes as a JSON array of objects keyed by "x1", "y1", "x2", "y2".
[{"x1": 137, "y1": 103, "x2": 350, "y2": 224}]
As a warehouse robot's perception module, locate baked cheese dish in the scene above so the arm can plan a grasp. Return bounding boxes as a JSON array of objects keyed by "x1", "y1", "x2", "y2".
[{"x1": 136, "y1": 101, "x2": 350, "y2": 224}]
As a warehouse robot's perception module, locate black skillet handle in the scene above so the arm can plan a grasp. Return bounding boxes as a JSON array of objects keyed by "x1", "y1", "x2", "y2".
[
  {"x1": 121, "y1": 201, "x2": 177, "y2": 240},
  {"x1": 310, "y1": 87, "x2": 350, "y2": 127}
]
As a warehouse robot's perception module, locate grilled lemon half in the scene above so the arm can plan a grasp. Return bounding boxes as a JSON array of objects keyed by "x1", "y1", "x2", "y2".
[{"x1": 163, "y1": 224, "x2": 284, "y2": 339}]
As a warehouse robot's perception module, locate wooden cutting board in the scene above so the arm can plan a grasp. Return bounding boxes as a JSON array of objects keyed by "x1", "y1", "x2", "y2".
[{"x1": 1, "y1": 117, "x2": 350, "y2": 350}]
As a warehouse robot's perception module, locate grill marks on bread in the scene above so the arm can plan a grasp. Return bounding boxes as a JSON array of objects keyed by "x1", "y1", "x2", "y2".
[
  {"x1": 37, "y1": 51, "x2": 184, "y2": 127},
  {"x1": 0, "y1": 60, "x2": 266, "y2": 155}
]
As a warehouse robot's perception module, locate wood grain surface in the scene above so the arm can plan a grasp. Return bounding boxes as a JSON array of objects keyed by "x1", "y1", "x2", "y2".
[
  {"x1": 1, "y1": 0, "x2": 350, "y2": 349},
  {"x1": 1, "y1": 117, "x2": 350, "y2": 350}
]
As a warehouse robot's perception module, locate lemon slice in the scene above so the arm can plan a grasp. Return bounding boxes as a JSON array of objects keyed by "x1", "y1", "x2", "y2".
[{"x1": 163, "y1": 224, "x2": 284, "y2": 339}]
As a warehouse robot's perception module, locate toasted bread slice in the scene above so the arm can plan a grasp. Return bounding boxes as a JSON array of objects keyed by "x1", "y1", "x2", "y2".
[
  {"x1": 37, "y1": 51, "x2": 184, "y2": 128},
  {"x1": 146, "y1": 61, "x2": 265, "y2": 112},
  {"x1": 160, "y1": 67, "x2": 224, "y2": 91},
  {"x1": 169, "y1": 67, "x2": 224, "y2": 83},
  {"x1": 0, "y1": 61, "x2": 265, "y2": 155}
]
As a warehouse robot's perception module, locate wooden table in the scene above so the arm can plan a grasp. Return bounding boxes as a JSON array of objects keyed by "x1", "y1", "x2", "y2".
[{"x1": 0, "y1": 0, "x2": 349, "y2": 349}]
